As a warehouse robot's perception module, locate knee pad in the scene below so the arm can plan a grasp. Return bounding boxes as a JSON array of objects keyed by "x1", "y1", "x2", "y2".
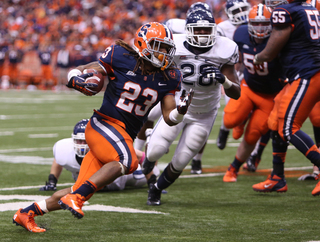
[
  {"x1": 185, "y1": 126, "x2": 207, "y2": 151},
  {"x1": 244, "y1": 129, "x2": 261, "y2": 145}
]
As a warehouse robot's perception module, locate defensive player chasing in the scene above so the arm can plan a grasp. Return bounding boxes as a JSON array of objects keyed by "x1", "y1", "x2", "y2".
[
  {"x1": 12, "y1": 22, "x2": 193, "y2": 232},
  {"x1": 142, "y1": 9, "x2": 241, "y2": 205}
]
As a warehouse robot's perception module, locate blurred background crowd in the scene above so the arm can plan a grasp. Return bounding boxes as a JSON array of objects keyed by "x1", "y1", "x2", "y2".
[{"x1": 0, "y1": 0, "x2": 259, "y2": 91}]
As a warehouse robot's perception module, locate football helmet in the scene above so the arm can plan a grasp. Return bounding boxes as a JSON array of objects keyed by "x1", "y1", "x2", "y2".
[
  {"x1": 186, "y1": 2, "x2": 212, "y2": 16},
  {"x1": 72, "y1": 119, "x2": 89, "y2": 158},
  {"x1": 248, "y1": 4, "x2": 272, "y2": 39},
  {"x1": 133, "y1": 22, "x2": 175, "y2": 70},
  {"x1": 265, "y1": 0, "x2": 288, "y2": 8},
  {"x1": 225, "y1": 0, "x2": 251, "y2": 25},
  {"x1": 185, "y1": 9, "x2": 216, "y2": 48}
]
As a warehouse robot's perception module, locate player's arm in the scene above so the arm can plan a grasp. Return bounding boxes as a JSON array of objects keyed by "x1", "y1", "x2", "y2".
[
  {"x1": 220, "y1": 64, "x2": 241, "y2": 100},
  {"x1": 161, "y1": 94, "x2": 179, "y2": 126},
  {"x1": 161, "y1": 89, "x2": 194, "y2": 126},
  {"x1": 70, "y1": 61, "x2": 106, "y2": 76},
  {"x1": 254, "y1": 24, "x2": 291, "y2": 64},
  {"x1": 66, "y1": 61, "x2": 106, "y2": 96}
]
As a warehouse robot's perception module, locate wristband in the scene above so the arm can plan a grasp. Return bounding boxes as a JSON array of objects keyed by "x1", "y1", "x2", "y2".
[
  {"x1": 222, "y1": 77, "x2": 233, "y2": 89},
  {"x1": 67, "y1": 69, "x2": 82, "y2": 82},
  {"x1": 169, "y1": 108, "x2": 184, "y2": 123}
]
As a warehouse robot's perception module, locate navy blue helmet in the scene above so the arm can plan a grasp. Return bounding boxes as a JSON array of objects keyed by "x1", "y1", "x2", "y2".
[
  {"x1": 187, "y1": 2, "x2": 213, "y2": 16},
  {"x1": 225, "y1": 0, "x2": 251, "y2": 25},
  {"x1": 72, "y1": 119, "x2": 89, "y2": 157},
  {"x1": 185, "y1": 9, "x2": 216, "y2": 48}
]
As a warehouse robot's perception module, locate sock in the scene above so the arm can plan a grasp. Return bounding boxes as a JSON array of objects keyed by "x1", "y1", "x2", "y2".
[
  {"x1": 48, "y1": 174, "x2": 57, "y2": 185},
  {"x1": 272, "y1": 136, "x2": 288, "y2": 178},
  {"x1": 290, "y1": 130, "x2": 320, "y2": 163},
  {"x1": 37, "y1": 200, "x2": 49, "y2": 213},
  {"x1": 231, "y1": 156, "x2": 245, "y2": 171},
  {"x1": 133, "y1": 138, "x2": 145, "y2": 151},
  {"x1": 156, "y1": 163, "x2": 182, "y2": 190},
  {"x1": 193, "y1": 153, "x2": 203, "y2": 161},
  {"x1": 313, "y1": 126, "x2": 320, "y2": 147},
  {"x1": 21, "y1": 202, "x2": 44, "y2": 215},
  {"x1": 73, "y1": 180, "x2": 97, "y2": 200},
  {"x1": 257, "y1": 130, "x2": 271, "y2": 159}
]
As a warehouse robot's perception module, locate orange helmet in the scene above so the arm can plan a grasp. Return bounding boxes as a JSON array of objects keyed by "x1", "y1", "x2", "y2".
[
  {"x1": 133, "y1": 22, "x2": 175, "y2": 70},
  {"x1": 248, "y1": 4, "x2": 272, "y2": 39}
]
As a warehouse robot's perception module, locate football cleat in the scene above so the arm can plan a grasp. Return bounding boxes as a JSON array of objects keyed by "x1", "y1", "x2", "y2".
[
  {"x1": 147, "y1": 183, "x2": 162, "y2": 206},
  {"x1": 252, "y1": 174, "x2": 287, "y2": 193},
  {"x1": 58, "y1": 193, "x2": 85, "y2": 219},
  {"x1": 244, "y1": 154, "x2": 261, "y2": 172},
  {"x1": 298, "y1": 173, "x2": 317, "y2": 181},
  {"x1": 39, "y1": 181, "x2": 56, "y2": 191},
  {"x1": 13, "y1": 209, "x2": 46, "y2": 233},
  {"x1": 190, "y1": 159, "x2": 202, "y2": 174},
  {"x1": 312, "y1": 175, "x2": 320, "y2": 196},
  {"x1": 216, "y1": 129, "x2": 229, "y2": 150},
  {"x1": 223, "y1": 164, "x2": 238, "y2": 182}
]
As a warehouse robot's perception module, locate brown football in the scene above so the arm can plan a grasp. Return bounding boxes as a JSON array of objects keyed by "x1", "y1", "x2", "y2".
[{"x1": 83, "y1": 69, "x2": 104, "y2": 93}]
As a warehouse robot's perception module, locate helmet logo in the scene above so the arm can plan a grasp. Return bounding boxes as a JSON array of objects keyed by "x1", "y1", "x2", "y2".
[{"x1": 138, "y1": 23, "x2": 151, "y2": 39}]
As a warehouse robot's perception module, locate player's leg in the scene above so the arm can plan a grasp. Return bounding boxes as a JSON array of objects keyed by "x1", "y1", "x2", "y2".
[
  {"x1": 148, "y1": 112, "x2": 216, "y2": 205},
  {"x1": 59, "y1": 117, "x2": 139, "y2": 217},
  {"x1": 142, "y1": 116, "x2": 183, "y2": 175},
  {"x1": 217, "y1": 90, "x2": 231, "y2": 150}
]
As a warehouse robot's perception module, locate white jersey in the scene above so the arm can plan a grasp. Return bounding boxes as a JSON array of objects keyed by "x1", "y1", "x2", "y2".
[
  {"x1": 53, "y1": 138, "x2": 158, "y2": 191},
  {"x1": 216, "y1": 20, "x2": 237, "y2": 40},
  {"x1": 165, "y1": 18, "x2": 186, "y2": 34},
  {"x1": 173, "y1": 34, "x2": 239, "y2": 114},
  {"x1": 53, "y1": 138, "x2": 81, "y2": 181}
]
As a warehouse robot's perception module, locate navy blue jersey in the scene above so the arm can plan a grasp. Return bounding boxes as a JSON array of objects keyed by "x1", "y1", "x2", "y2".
[
  {"x1": 234, "y1": 25, "x2": 284, "y2": 94},
  {"x1": 98, "y1": 44, "x2": 182, "y2": 139},
  {"x1": 38, "y1": 51, "x2": 52, "y2": 65},
  {"x1": 272, "y1": 2, "x2": 320, "y2": 82}
]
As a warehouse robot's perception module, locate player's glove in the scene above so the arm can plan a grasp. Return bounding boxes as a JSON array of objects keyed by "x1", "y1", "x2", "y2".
[
  {"x1": 177, "y1": 88, "x2": 194, "y2": 115},
  {"x1": 201, "y1": 66, "x2": 226, "y2": 84},
  {"x1": 66, "y1": 72, "x2": 98, "y2": 96}
]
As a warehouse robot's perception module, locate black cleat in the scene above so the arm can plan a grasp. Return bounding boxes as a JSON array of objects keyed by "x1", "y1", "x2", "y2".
[
  {"x1": 190, "y1": 159, "x2": 202, "y2": 174},
  {"x1": 245, "y1": 154, "x2": 260, "y2": 172},
  {"x1": 39, "y1": 182, "x2": 56, "y2": 191},
  {"x1": 216, "y1": 129, "x2": 229, "y2": 150},
  {"x1": 147, "y1": 183, "x2": 161, "y2": 206}
]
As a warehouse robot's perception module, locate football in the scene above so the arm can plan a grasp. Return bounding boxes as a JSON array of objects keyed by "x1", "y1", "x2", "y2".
[{"x1": 83, "y1": 69, "x2": 104, "y2": 93}]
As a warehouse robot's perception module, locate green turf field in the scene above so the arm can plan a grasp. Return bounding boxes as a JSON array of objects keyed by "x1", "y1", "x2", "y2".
[{"x1": 0, "y1": 90, "x2": 319, "y2": 242}]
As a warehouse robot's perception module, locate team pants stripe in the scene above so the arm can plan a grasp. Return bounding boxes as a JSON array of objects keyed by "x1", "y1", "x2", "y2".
[{"x1": 91, "y1": 116, "x2": 132, "y2": 168}]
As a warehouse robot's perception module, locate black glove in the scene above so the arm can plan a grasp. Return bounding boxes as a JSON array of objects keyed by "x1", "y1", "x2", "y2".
[
  {"x1": 201, "y1": 66, "x2": 226, "y2": 84},
  {"x1": 66, "y1": 73, "x2": 98, "y2": 96},
  {"x1": 177, "y1": 88, "x2": 194, "y2": 115}
]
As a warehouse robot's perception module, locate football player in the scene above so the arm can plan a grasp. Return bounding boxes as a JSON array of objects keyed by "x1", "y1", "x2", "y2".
[
  {"x1": 216, "y1": 0, "x2": 251, "y2": 150},
  {"x1": 12, "y1": 22, "x2": 192, "y2": 232},
  {"x1": 143, "y1": 9, "x2": 241, "y2": 205},
  {"x1": 252, "y1": 0, "x2": 320, "y2": 195},
  {"x1": 222, "y1": 4, "x2": 285, "y2": 182},
  {"x1": 134, "y1": 2, "x2": 214, "y2": 175},
  {"x1": 39, "y1": 119, "x2": 159, "y2": 192}
]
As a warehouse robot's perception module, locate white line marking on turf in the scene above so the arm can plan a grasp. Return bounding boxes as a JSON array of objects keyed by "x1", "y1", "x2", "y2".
[{"x1": 28, "y1": 133, "x2": 59, "y2": 138}]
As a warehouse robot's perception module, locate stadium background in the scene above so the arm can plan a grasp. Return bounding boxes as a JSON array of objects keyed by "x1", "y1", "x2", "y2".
[{"x1": 0, "y1": 0, "x2": 261, "y2": 90}]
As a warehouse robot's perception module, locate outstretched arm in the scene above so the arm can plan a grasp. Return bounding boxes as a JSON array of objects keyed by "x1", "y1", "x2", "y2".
[{"x1": 254, "y1": 25, "x2": 292, "y2": 64}]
